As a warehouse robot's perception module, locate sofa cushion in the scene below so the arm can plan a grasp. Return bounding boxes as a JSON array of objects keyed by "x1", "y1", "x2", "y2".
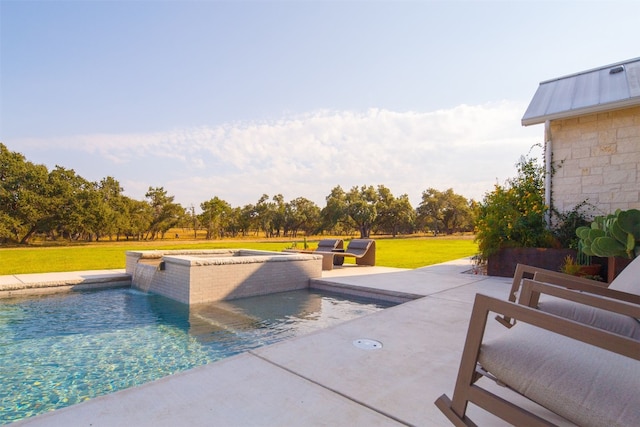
[
  {"x1": 479, "y1": 323, "x2": 640, "y2": 427},
  {"x1": 609, "y1": 256, "x2": 640, "y2": 296},
  {"x1": 316, "y1": 239, "x2": 341, "y2": 252},
  {"x1": 539, "y1": 298, "x2": 640, "y2": 340},
  {"x1": 346, "y1": 240, "x2": 371, "y2": 250}
]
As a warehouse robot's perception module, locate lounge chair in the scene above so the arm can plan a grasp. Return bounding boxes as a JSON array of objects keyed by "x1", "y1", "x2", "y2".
[
  {"x1": 283, "y1": 239, "x2": 344, "y2": 270},
  {"x1": 313, "y1": 239, "x2": 345, "y2": 270},
  {"x1": 497, "y1": 256, "x2": 640, "y2": 334},
  {"x1": 436, "y1": 287, "x2": 640, "y2": 426},
  {"x1": 339, "y1": 239, "x2": 376, "y2": 266}
]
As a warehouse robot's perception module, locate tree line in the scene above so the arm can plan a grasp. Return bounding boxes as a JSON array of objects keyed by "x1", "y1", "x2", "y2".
[{"x1": 1, "y1": 143, "x2": 476, "y2": 244}]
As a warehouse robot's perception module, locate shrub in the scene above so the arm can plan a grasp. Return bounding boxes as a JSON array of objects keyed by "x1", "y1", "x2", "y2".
[
  {"x1": 475, "y1": 151, "x2": 554, "y2": 261},
  {"x1": 549, "y1": 200, "x2": 595, "y2": 250}
]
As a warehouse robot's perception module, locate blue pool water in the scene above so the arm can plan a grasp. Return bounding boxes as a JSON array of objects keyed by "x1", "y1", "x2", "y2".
[{"x1": 0, "y1": 287, "x2": 395, "y2": 424}]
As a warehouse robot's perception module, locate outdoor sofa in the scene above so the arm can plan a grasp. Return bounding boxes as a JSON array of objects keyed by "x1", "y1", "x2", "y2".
[{"x1": 436, "y1": 281, "x2": 640, "y2": 426}]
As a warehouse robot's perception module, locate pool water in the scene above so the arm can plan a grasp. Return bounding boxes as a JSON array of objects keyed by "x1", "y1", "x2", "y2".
[{"x1": 0, "y1": 288, "x2": 395, "y2": 423}]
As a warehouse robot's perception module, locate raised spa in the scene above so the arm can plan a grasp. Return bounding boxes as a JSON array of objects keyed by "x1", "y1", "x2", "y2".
[{"x1": 126, "y1": 249, "x2": 323, "y2": 304}]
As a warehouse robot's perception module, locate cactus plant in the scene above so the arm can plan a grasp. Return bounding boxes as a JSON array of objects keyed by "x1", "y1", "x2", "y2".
[{"x1": 576, "y1": 209, "x2": 640, "y2": 259}]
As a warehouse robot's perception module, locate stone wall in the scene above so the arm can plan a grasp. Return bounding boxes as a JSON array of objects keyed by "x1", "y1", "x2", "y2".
[
  {"x1": 550, "y1": 106, "x2": 640, "y2": 214},
  {"x1": 127, "y1": 249, "x2": 322, "y2": 304}
]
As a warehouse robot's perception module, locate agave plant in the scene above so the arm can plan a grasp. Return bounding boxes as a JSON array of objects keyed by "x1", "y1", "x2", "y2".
[{"x1": 576, "y1": 209, "x2": 640, "y2": 259}]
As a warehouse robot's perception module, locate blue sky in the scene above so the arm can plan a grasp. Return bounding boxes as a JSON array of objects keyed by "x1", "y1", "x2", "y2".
[{"x1": 1, "y1": 0, "x2": 639, "y2": 210}]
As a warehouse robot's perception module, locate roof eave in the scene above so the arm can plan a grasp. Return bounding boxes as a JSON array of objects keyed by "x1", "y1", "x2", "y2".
[{"x1": 522, "y1": 97, "x2": 640, "y2": 126}]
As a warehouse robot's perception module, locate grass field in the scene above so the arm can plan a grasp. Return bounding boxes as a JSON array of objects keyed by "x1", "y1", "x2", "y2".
[{"x1": 0, "y1": 236, "x2": 478, "y2": 275}]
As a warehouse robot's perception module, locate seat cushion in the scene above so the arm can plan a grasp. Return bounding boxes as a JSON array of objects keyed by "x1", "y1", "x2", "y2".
[
  {"x1": 539, "y1": 297, "x2": 640, "y2": 340},
  {"x1": 479, "y1": 323, "x2": 640, "y2": 427}
]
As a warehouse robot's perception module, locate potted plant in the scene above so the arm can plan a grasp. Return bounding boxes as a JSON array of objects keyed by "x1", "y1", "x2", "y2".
[
  {"x1": 560, "y1": 255, "x2": 582, "y2": 276},
  {"x1": 576, "y1": 208, "x2": 640, "y2": 281},
  {"x1": 560, "y1": 252, "x2": 602, "y2": 280}
]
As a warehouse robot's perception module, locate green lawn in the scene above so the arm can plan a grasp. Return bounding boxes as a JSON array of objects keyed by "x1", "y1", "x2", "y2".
[{"x1": 0, "y1": 237, "x2": 478, "y2": 275}]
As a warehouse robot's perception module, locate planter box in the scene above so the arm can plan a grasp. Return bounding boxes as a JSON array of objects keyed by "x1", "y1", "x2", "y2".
[
  {"x1": 607, "y1": 257, "x2": 633, "y2": 283},
  {"x1": 487, "y1": 248, "x2": 577, "y2": 278},
  {"x1": 578, "y1": 264, "x2": 602, "y2": 277}
]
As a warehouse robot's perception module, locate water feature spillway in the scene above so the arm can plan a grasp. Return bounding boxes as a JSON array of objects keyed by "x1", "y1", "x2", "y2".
[{"x1": 126, "y1": 249, "x2": 323, "y2": 304}]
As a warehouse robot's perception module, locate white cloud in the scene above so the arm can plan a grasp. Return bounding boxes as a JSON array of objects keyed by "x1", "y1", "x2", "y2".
[{"x1": 14, "y1": 101, "x2": 541, "y2": 209}]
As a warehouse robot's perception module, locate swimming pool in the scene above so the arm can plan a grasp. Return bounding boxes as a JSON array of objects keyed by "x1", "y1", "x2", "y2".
[{"x1": 0, "y1": 287, "x2": 395, "y2": 424}]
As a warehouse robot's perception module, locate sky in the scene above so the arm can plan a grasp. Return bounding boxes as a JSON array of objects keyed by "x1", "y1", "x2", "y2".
[{"x1": 1, "y1": 0, "x2": 639, "y2": 211}]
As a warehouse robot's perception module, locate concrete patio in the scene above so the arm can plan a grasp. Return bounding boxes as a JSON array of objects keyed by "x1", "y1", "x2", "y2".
[{"x1": 9, "y1": 259, "x2": 575, "y2": 426}]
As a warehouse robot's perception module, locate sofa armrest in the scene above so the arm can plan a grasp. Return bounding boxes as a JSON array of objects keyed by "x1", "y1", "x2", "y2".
[
  {"x1": 508, "y1": 264, "x2": 604, "y2": 303},
  {"x1": 519, "y1": 279, "x2": 640, "y2": 321},
  {"x1": 533, "y1": 271, "x2": 640, "y2": 305},
  {"x1": 497, "y1": 263, "x2": 610, "y2": 328}
]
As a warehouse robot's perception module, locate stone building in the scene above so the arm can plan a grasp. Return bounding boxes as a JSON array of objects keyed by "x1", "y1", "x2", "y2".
[{"x1": 522, "y1": 57, "x2": 640, "y2": 216}]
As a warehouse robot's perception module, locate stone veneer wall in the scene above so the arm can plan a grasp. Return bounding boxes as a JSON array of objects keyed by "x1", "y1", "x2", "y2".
[
  {"x1": 185, "y1": 257, "x2": 319, "y2": 303},
  {"x1": 550, "y1": 105, "x2": 640, "y2": 214},
  {"x1": 145, "y1": 260, "x2": 192, "y2": 303},
  {"x1": 127, "y1": 250, "x2": 322, "y2": 304}
]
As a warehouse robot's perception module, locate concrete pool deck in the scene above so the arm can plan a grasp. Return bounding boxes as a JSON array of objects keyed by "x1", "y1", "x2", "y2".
[{"x1": 8, "y1": 260, "x2": 574, "y2": 426}]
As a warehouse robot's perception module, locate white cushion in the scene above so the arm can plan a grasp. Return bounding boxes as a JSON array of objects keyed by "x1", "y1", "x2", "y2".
[
  {"x1": 609, "y1": 256, "x2": 640, "y2": 296},
  {"x1": 539, "y1": 298, "x2": 640, "y2": 340},
  {"x1": 479, "y1": 323, "x2": 640, "y2": 427}
]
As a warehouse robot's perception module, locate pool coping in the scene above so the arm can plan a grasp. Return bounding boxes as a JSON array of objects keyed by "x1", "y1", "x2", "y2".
[{"x1": 0, "y1": 270, "x2": 131, "y2": 298}]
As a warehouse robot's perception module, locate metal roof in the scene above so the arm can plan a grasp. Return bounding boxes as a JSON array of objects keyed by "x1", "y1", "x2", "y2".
[{"x1": 522, "y1": 57, "x2": 640, "y2": 126}]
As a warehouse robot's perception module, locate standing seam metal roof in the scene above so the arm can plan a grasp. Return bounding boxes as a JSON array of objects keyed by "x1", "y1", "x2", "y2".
[{"x1": 522, "y1": 57, "x2": 640, "y2": 126}]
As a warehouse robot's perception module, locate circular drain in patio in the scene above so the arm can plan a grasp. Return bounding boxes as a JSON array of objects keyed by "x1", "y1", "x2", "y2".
[{"x1": 353, "y1": 339, "x2": 383, "y2": 350}]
